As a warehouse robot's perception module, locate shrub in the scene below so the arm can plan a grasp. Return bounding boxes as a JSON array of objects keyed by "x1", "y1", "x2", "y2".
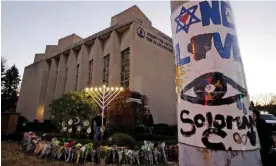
[
  {"x1": 133, "y1": 133, "x2": 177, "y2": 141},
  {"x1": 1, "y1": 132, "x2": 23, "y2": 141},
  {"x1": 134, "y1": 126, "x2": 145, "y2": 133},
  {"x1": 18, "y1": 121, "x2": 58, "y2": 133},
  {"x1": 49, "y1": 90, "x2": 98, "y2": 136},
  {"x1": 41, "y1": 133, "x2": 62, "y2": 141},
  {"x1": 109, "y1": 133, "x2": 136, "y2": 148},
  {"x1": 134, "y1": 125, "x2": 177, "y2": 136},
  {"x1": 154, "y1": 123, "x2": 169, "y2": 128},
  {"x1": 165, "y1": 140, "x2": 177, "y2": 145},
  {"x1": 152, "y1": 124, "x2": 177, "y2": 136}
]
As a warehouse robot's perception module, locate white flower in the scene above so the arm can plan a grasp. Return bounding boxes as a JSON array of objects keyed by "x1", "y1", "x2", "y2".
[
  {"x1": 68, "y1": 119, "x2": 73, "y2": 125},
  {"x1": 83, "y1": 120, "x2": 90, "y2": 127},
  {"x1": 68, "y1": 128, "x2": 72, "y2": 133},
  {"x1": 62, "y1": 121, "x2": 66, "y2": 127},
  {"x1": 77, "y1": 126, "x2": 81, "y2": 132},
  {"x1": 62, "y1": 127, "x2": 67, "y2": 132},
  {"x1": 87, "y1": 127, "x2": 91, "y2": 133}
]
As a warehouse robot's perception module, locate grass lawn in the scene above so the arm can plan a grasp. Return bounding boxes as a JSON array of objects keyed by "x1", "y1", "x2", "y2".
[{"x1": 1, "y1": 141, "x2": 79, "y2": 166}]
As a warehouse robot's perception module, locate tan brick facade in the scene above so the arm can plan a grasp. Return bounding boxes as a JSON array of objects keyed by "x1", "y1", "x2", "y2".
[{"x1": 16, "y1": 5, "x2": 177, "y2": 125}]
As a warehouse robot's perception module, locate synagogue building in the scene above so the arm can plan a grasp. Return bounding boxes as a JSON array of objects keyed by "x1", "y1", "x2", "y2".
[{"x1": 16, "y1": 5, "x2": 177, "y2": 125}]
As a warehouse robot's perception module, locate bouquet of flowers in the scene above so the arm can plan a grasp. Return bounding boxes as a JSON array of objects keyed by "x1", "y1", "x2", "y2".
[{"x1": 21, "y1": 131, "x2": 179, "y2": 165}]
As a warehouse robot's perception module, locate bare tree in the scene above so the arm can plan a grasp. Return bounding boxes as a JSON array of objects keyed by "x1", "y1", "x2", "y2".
[
  {"x1": 269, "y1": 95, "x2": 276, "y2": 105},
  {"x1": 251, "y1": 93, "x2": 276, "y2": 115},
  {"x1": 259, "y1": 93, "x2": 275, "y2": 106},
  {"x1": 251, "y1": 93, "x2": 275, "y2": 106}
]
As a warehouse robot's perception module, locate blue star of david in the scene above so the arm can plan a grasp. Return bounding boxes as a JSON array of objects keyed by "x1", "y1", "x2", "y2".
[{"x1": 175, "y1": 5, "x2": 201, "y2": 34}]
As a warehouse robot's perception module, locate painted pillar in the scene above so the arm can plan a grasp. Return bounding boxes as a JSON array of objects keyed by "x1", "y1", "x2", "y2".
[
  {"x1": 91, "y1": 38, "x2": 104, "y2": 86},
  {"x1": 65, "y1": 50, "x2": 78, "y2": 93},
  {"x1": 54, "y1": 53, "x2": 68, "y2": 99},
  {"x1": 170, "y1": 1, "x2": 261, "y2": 165},
  {"x1": 44, "y1": 58, "x2": 58, "y2": 119},
  {"x1": 109, "y1": 31, "x2": 121, "y2": 87},
  {"x1": 129, "y1": 23, "x2": 135, "y2": 90},
  {"x1": 78, "y1": 44, "x2": 89, "y2": 90},
  {"x1": 36, "y1": 61, "x2": 51, "y2": 122}
]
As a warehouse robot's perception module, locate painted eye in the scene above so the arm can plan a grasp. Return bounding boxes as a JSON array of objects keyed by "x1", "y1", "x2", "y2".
[{"x1": 180, "y1": 72, "x2": 248, "y2": 106}]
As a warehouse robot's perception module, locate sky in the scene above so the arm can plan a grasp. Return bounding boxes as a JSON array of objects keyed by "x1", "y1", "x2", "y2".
[{"x1": 1, "y1": 1, "x2": 276, "y2": 97}]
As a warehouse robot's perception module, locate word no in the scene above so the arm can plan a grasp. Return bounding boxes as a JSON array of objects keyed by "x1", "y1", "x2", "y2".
[{"x1": 200, "y1": 1, "x2": 235, "y2": 29}]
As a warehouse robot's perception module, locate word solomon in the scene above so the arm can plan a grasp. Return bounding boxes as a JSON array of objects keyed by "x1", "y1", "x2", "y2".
[{"x1": 180, "y1": 110, "x2": 257, "y2": 151}]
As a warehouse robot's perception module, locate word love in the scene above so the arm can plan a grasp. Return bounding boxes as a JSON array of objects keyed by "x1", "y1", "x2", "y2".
[
  {"x1": 180, "y1": 110, "x2": 257, "y2": 150},
  {"x1": 175, "y1": 32, "x2": 241, "y2": 66}
]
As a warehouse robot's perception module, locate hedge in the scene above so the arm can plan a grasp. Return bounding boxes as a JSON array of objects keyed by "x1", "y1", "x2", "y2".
[
  {"x1": 134, "y1": 125, "x2": 177, "y2": 136},
  {"x1": 109, "y1": 133, "x2": 136, "y2": 148},
  {"x1": 17, "y1": 120, "x2": 58, "y2": 134},
  {"x1": 133, "y1": 133, "x2": 177, "y2": 141}
]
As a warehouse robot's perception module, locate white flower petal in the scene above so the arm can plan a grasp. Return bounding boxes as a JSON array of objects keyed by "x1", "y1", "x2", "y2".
[{"x1": 68, "y1": 119, "x2": 73, "y2": 125}]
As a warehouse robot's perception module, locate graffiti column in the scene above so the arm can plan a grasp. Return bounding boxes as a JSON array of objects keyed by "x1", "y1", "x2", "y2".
[{"x1": 170, "y1": 1, "x2": 261, "y2": 165}]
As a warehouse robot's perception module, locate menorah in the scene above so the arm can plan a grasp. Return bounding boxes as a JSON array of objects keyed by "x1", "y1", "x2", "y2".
[{"x1": 85, "y1": 85, "x2": 124, "y2": 136}]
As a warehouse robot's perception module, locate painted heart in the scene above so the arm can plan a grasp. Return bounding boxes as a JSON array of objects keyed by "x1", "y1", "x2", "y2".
[{"x1": 233, "y1": 132, "x2": 241, "y2": 144}]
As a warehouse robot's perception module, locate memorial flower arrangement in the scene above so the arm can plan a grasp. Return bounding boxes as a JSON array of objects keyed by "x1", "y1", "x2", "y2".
[
  {"x1": 22, "y1": 132, "x2": 178, "y2": 165},
  {"x1": 60, "y1": 118, "x2": 92, "y2": 138},
  {"x1": 49, "y1": 91, "x2": 97, "y2": 135}
]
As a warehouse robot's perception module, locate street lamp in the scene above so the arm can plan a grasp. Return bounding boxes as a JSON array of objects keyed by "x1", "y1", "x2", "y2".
[{"x1": 85, "y1": 85, "x2": 124, "y2": 138}]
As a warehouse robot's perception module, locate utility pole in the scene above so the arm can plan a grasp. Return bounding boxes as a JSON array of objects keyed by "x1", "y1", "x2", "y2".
[{"x1": 170, "y1": 1, "x2": 262, "y2": 165}]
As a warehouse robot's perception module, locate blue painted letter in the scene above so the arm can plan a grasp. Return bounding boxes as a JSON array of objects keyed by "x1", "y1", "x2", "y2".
[
  {"x1": 213, "y1": 32, "x2": 232, "y2": 59},
  {"x1": 221, "y1": 1, "x2": 235, "y2": 29},
  {"x1": 200, "y1": 1, "x2": 221, "y2": 26},
  {"x1": 213, "y1": 32, "x2": 241, "y2": 62},
  {"x1": 175, "y1": 43, "x2": 191, "y2": 66}
]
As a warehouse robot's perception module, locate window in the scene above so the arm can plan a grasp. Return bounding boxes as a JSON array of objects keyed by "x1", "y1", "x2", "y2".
[
  {"x1": 121, "y1": 48, "x2": 130, "y2": 88},
  {"x1": 88, "y1": 60, "x2": 93, "y2": 86},
  {"x1": 103, "y1": 54, "x2": 110, "y2": 85},
  {"x1": 75, "y1": 64, "x2": 79, "y2": 91}
]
